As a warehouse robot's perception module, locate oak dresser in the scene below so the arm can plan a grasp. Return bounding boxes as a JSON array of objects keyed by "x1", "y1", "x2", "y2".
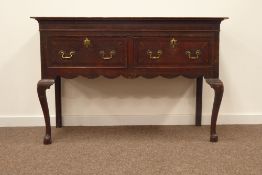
[{"x1": 32, "y1": 17, "x2": 227, "y2": 144}]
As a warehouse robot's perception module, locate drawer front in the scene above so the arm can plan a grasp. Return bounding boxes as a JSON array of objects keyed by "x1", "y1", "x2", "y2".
[
  {"x1": 46, "y1": 36, "x2": 128, "y2": 68},
  {"x1": 134, "y1": 37, "x2": 212, "y2": 67}
]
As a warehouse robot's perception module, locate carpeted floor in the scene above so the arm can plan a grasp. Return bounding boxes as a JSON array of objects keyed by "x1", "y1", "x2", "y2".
[{"x1": 0, "y1": 125, "x2": 261, "y2": 175}]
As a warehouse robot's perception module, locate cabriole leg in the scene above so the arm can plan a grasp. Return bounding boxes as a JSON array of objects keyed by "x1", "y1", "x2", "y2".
[
  {"x1": 37, "y1": 79, "x2": 55, "y2": 145},
  {"x1": 205, "y1": 78, "x2": 224, "y2": 142}
]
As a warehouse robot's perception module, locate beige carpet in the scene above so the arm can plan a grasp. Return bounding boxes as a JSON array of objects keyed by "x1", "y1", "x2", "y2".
[{"x1": 0, "y1": 125, "x2": 261, "y2": 175}]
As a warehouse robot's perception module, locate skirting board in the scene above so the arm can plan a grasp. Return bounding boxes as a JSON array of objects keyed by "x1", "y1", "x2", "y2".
[{"x1": 0, "y1": 115, "x2": 262, "y2": 127}]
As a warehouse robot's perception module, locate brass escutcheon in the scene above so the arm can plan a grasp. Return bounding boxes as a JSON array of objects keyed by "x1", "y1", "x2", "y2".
[
  {"x1": 170, "y1": 37, "x2": 177, "y2": 48},
  {"x1": 83, "y1": 37, "x2": 91, "y2": 48}
]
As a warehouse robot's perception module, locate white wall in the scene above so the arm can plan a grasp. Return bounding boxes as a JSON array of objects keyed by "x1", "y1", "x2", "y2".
[{"x1": 0, "y1": 0, "x2": 262, "y2": 126}]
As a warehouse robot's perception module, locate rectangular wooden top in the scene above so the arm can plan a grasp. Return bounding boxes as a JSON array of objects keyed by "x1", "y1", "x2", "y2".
[
  {"x1": 31, "y1": 17, "x2": 228, "y2": 22},
  {"x1": 31, "y1": 17, "x2": 228, "y2": 32}
]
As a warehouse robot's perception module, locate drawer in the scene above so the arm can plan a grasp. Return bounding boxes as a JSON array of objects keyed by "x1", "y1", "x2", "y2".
[
  {"x1": 46, "y1": 36, "x2": 128, "y2": 68},
  {"x1": 134, "y1": 37, "x2": 211, "y2": 67}
]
